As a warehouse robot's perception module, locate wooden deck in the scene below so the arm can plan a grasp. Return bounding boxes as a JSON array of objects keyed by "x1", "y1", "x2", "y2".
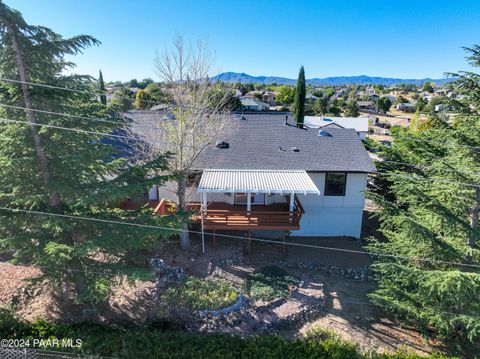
[{"x1": 189, "y1": 196, "x2": 304, "y2": 230}]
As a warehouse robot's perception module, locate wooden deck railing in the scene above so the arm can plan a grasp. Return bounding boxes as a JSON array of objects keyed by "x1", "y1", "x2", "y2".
[{"x1": 189, "y1": 195, "x2": 304, "y2": 230}]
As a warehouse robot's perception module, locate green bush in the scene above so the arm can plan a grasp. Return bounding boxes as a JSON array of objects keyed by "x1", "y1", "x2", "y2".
[
  {"x1": 0, "y1": 311, "x2": 458, "y2": 359},
  {"x1": 244, "y1": 265, "x2": 299, "y2": 301},
  {"x1": 161, "y1": 276, "x2": 237, "y2": 311}
]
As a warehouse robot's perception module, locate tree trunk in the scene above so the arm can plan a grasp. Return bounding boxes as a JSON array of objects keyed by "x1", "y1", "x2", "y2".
[
  {"x1": 177, "y1": 176, "x2": 190, "y2": 250},
  {"x1": 6, "y1": 21, "x2": 62, "y2": 212},
  {"x1": 469, "y1": 186, "x2": 480, "y2": 248}
]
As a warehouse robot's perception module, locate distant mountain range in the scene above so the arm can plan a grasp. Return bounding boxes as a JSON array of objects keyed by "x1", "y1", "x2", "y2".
[{"x1": 211, "y1": 72, "x2": 452, "y2": 86}]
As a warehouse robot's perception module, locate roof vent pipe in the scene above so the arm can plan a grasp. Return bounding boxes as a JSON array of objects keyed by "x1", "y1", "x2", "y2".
[{"x1": 284, "y1": 115, "x2": 288, "y2": 125}]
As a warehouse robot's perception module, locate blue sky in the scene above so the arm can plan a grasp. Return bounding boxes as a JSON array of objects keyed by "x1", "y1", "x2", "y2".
[{"x1": 6, "y1": 0, "x2": 480, "y2": 82}]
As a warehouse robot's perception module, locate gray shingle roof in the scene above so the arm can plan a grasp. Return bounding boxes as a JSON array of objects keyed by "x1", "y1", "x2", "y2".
[{"x1": 194, "y1": 113, "x2": 376, "y2": 172}]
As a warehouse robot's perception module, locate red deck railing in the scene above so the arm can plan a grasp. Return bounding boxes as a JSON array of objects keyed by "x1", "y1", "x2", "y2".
[{"x1": 189, "y1": 195, "x2": 304, "y2": 230}]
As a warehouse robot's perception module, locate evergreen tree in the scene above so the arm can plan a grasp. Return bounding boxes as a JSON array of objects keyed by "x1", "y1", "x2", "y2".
[
  {"x1": 98, "y1": 69, "x2": 107, "y2": 105},
  {"x1": 109, "y1": 87, "x2": 133, "y2": 112},
  {"x1": 292, "y1": 66, "x2": 306, "y2": 127},
  {"x1": 0, "y1": 1, "x2": 179, "y2": 305},
  {"x1": 376, "y1": 97, "x2": 392, "y2": 114},
  {"x1": 135, "y1": 89, "x2": 152, "y2": 110},
  {"x1": 368, "y1": 46, "x2": 480, "y2": 344},
  {"x1": 344, "y1": 99, "x2": 359, "y2": 117}
]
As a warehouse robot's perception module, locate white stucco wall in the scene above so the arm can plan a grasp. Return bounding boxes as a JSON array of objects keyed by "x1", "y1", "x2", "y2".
[{"x1": 292, "y1": 173, "x2": 367, "y2": 238}]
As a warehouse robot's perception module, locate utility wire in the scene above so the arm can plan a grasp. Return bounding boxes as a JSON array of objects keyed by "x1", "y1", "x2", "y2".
[
  {"x1": 1, "y1": 206, "x2": 479, "y2": 270},
  {"x1": 2, "y1": 75, "x2": 480, "y2": 149},
  {"x1": 0, "y1": 104, "x2": 125, "y2": 125},
  {"x1": 0, "y1": 77, "x2": 162, "y2": 106},
  {"x1": 2, "y1": 112, "x2": 480, "y2": 188},
  {"x1": 2, "y1": 116, "x2": 478, "y2": 188},
  {"x1": 379, "y1": 160, "x2": 480, "y2": 177},
  {"x1": 1, "y1": 261, "x2": 479, "y2": 322},
  {"x1": 370, "y1": 171, "x2": 480, "y2": 188},
  {"x1": 0, "y1": 117, "x2": 133, "y2": 140}
]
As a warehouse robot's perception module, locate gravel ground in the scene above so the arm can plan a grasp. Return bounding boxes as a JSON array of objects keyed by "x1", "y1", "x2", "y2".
[{"x1": 0, "y1": 263, "x2": 42, "y2": 305}]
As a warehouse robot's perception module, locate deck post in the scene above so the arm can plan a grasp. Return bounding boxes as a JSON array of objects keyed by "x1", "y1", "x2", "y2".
[
  {"x1": 201, "y1": 192, "x2": 207, "y2": 254},
  {"x1": 247, "y1": 230, "x2": 251, "y2": 257},
  {"x1": 289, "y1": 191, "x2": 295, "y2": 211},
  {"x1": 213, "y1": 229, "x2": 216, "y2": 248},
  {"x1": 282, "y1": 230, "x2": 286, "y2": 255},
  {"x1": 200, "y1": 211, "x2": 205, "y2": 254}
]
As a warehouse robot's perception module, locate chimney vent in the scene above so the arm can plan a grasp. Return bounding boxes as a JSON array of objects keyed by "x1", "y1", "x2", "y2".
[{"x1": 216, "y1": 141, "x2": 229, "y2": 149}]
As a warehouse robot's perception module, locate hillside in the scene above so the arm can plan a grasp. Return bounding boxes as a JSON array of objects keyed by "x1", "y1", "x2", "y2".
[{"x1": 211, "y1": 72, "x2": 452, "y2": 86}]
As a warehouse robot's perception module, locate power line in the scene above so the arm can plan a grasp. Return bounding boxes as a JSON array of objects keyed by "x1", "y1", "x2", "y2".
[
  {"x1": 3, "y1": 113, "x2": 480, "y2": 188},
  {"x1": 0, "y1": 104, "x2": 124, "y2": 125},
  {"x1": 395, "y1": 134, "x2": 480, "y2": 150},
  {"x1": 0, "y1": 117, "x2": 132, "y2": 140},
  {"x1": 371, "y1": 171, "x2": 480, "y2": 188},
  {"x1": 1, "y1": 206, "x2": 479, "y2": 270},
  {"x1": 0, "y1": 77, "x2": 161, "y2": 106},
  {"x1": 2, "y1": 76, "x2": 478, "y2": 148},
  {"x1": 379, "y1": 160, "x2": 480, "y2": 177},
  {"x1": 2, "y1": 260, "x2": 479, "y2": 324}
]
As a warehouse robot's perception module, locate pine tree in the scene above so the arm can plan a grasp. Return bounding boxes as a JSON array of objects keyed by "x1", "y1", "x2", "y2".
[
  {"x1": 292, "y1": 66, "x2": 306, "y2": 127},
  {"x1": 98, "y1": 69, "x2": 107, "y2": 105},
  {"x1": 344, "y1": 99, "x2": 359, "y2": 117},
  {"x1": 0, "y1": 1, "x2": 179, "y2": 305},
  {"x1": 368, "y1": 46, "x2": 480, "y2": 344}
]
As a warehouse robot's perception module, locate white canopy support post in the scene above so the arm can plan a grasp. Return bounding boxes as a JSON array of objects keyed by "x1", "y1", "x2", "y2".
[
  {"x1": 201, "y1": 192, "x2": 207, "y2": 254},
  {"x1": 289, "y1": 191, "x2": 295, "y2": 211},
  {"x1": 247, "y1": 192, "x2": 251, "y2": 212}
]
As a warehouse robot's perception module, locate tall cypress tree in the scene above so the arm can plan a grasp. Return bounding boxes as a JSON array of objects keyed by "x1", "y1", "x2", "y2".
[
  {"x1": 0, "y1": 1, "x2": 179, "y2": 305},
  {"x1": 98, "y1": 69, "x2": 107, "y2": 105},
  {"x1": 293, "y1": 66, "x2": 306, "y2": 127}
]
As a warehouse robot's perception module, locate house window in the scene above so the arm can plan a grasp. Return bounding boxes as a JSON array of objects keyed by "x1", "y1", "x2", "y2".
[
  {"x1": 325, "y1": 173, "x2": 347, "y2": 196},
  {"x1": 234, "y1": 193, "x2": 265, "y2": 205}
]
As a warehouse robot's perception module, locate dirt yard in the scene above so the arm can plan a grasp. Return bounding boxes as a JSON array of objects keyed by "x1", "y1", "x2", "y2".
[{"x1": 0, "y1": 232, "x2": 441, "y2": 356}]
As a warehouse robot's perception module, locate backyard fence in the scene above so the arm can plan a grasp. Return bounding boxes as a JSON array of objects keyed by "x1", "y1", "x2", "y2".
[{"x1": 0, "y1": 348, "x2": 114, "y2": 359}]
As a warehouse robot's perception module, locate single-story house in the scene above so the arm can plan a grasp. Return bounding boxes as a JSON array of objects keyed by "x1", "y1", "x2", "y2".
[
  {"x1": 396, "y1": 102, "x2": 415, "y2": 112},
  {"x1": 240, "y1": 96, "x2": 269, "y2": 111},
  {"x1": 303, "y1": 116, "x2": 369, "y2": 140},
  {"x1": 245, "y1": 90, "x2": 279, "y2": 106},
  {"x1": 356, "y1": 100, "x2": 375, "y2": 110},
  {"x1": 150, "y1": 113, "x2": 375, "y2": 239}
]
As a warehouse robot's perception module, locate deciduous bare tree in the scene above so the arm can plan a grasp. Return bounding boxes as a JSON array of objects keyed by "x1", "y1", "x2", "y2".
[{"x1": 127, "y1": 35, "x2": 236, "y2": 250}]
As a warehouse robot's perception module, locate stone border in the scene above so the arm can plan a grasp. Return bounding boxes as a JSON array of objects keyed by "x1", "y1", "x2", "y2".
[
  {"x1": 283, "y1": 262, "x2": 373, "y2": 281},
  {"x1": 199, "y1": 294, "x2": 245, "y2": 318}
]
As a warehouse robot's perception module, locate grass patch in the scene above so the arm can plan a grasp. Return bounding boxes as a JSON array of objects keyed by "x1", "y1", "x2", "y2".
[
  {"x1": 161, "y1": 276, "x2": 237, "y2": 311},
  {"x1": 244, "y1": 265, "x2": 299, "y2": 301}
]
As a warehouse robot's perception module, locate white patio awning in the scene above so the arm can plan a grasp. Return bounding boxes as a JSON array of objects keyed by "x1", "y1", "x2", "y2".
[{"x1": 198, "y1": 169, "x2": 320, "y2": 195}]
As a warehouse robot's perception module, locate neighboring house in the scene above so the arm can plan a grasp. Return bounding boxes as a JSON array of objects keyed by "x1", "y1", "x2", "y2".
[
  {"x1": 149, "y1": 113, "x2": 375, "y2": 239},
  {"x1": 356, "y1": 100, "x2": 375, "y2": 110},
  {"x1": 396, "y1": 102, "x2": 415, "y2": 112},
  {"x1": 245, "y1": 90, "x2": 278, "y2": 105},
  {"x1": 386, "y1": 95, "x2": 397, "y2": 102},
  {"x1": 240, "y1": 96, "x2": 269, "y2": 111},
  {"x1": 303, "y1": 116, "x2": 369, "y2": 140}
]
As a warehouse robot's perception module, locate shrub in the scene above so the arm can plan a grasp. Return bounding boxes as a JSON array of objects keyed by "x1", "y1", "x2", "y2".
[
  {"x1": 0, "y1": 312, "x2": 456, "y2": 359},
  {"x1": 244, "y1": 265, "x2": 299, "y2": 301},
  {"x1": 161, "y1": 276, "x2": 237, "y2": 311}
]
